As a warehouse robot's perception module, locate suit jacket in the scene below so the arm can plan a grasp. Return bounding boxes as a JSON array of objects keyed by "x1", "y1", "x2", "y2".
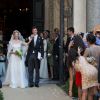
[
  {"x1": 25, "y1": 35, "x2": 44, "y2": 66},
  {"x1": 53, "y1": 37, "x2": 59, "y2": 56},
  {"x1": 65, "y1": 36, "x2": 74, "y2": 53}
]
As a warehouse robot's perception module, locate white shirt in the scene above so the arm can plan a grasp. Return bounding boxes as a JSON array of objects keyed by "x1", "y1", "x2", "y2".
[
  {"x1": 55, "y1": 36, "x2": 58, "y2": 41},
  {"x1": 70, "y1": 35, "x2": 74, "y2": 40},
  {"x1": 34, "y1": 34, "x2": 38, "y2": 46}
]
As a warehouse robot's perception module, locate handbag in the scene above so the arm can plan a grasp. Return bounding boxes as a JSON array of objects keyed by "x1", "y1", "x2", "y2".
[
  {"x1": 86, "y1": 56, "x2": 97, "y2": 67},
  {"x1": 86, "y1": 48, "x2": 97, "y2": 67}
]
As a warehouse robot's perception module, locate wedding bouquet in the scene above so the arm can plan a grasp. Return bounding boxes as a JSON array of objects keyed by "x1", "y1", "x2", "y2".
[{"x1": 15, "y1": 50, "x2": 23, "y2": 59}]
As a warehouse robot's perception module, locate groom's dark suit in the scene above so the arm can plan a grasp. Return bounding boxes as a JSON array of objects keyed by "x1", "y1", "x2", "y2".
[{"x1": 25, "y1": 35, "x2": 44, "y2": 86}]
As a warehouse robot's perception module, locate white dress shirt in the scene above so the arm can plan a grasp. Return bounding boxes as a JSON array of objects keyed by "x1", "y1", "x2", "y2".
[{"x1": 34, "y1": 34, "x2": 38, "y2": 46}]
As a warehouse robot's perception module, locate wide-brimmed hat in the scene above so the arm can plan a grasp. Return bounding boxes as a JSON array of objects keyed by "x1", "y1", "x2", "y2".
[{"x1": 93, "y1": 25, "x2": 100, "y2": 34}]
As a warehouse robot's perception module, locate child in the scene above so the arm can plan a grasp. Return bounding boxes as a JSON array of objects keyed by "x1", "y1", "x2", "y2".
[
  {"x1": 0, "y1": 49, "x2": 6, "y2": 77},
  {"x1": 0, "y1": 49, "x2": 5, "y2": 88}
]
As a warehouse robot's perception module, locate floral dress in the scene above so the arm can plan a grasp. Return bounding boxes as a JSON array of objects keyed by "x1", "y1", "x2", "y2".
[{"x1": 75, "y1": 56, "x2": 98, "y2": 90}]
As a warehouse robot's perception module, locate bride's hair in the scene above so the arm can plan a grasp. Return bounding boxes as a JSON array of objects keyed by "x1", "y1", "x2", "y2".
[
  {"x1": 12, "y1": 30, "x2": 21, "y2": 39},
  {"x1": 10, "y1": 30, "x2": 25, "y2": 42}
]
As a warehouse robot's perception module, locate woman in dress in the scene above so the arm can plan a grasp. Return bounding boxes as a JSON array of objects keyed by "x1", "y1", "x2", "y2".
[
  {"x1": 84, "y1": 34, "x2": 100, "y2": 99},
  {"x1": 47, "y1": 35, "x2": 54, "y2": 79},
  {"x1": 40, "y1": 32, "x2": 48, "y2": 79},
  {"x1": 4, "y1": 30, "x2": 29, "y2": 88},
  {"x1": 68, "y1": 34, "x2": 85, "y2": 98},
  {"x1": 71, "y1": 48, "x2": 98, "y2": 100}
]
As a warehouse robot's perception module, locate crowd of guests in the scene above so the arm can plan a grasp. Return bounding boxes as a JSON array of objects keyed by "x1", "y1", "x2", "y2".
[
  {"x1": 37, "y1": 28, "x2": 60, "y2": 80},
  {"x1": 0, "y1": 26, "x2": 100, "y2": 99},
  {"x1": 38, "y1": 26, "x2": 100, "y2": 100},
  {"x1": 34, "y1": 26, "x2": 100, "y2": 100},
  {"x1": 66, "y1": 27, "x2": 100, "y2": 100}
]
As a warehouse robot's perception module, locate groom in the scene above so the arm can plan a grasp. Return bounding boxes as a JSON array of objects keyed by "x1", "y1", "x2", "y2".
[{"x1": 26, "y1": 26, "x2": 44, "y2": 87}]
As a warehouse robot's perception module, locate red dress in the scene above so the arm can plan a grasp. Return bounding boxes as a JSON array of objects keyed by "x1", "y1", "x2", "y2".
[{"x1": 75, "y1": 71, "x2": 82, "y2": 87}]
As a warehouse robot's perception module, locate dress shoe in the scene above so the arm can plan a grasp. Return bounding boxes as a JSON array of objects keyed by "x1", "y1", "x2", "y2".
[
  {"x1": 29, "y1": 84, "x2": 34, "y2": 87},
  {"x1": 29, "y1": 83, "x2": 34, "y2": 87},
  {"x1": 35, "y1": 84, "x2": 39, "y2": 87},
  {"x1": 52, "y1": 78, "x2": 59, "y2": 80}
]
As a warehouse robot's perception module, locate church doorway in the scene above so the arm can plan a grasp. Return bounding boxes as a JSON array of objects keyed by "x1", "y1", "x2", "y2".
[{"x1": 0, "y1": 0, "x2": 44, "y2": 53}]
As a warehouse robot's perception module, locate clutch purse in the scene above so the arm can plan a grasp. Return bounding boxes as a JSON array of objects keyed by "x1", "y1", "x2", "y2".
[{"x1": 86, "y1": 57, "x2": 97, "y2": 67}]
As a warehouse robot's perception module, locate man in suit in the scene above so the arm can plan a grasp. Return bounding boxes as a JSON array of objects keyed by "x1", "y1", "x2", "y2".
[
  {"x1": 65, "y1": 27, "x2": 75, "y2": 53},
  {"x1": 26, "y1": 26, "x2": 44, "y2": 87},
  {"x1": 53, "y1": 32, "x2": 60, "y2": 80},
  {"x1": 66, "y1": 27, "x2": 85, "y2": 97}
]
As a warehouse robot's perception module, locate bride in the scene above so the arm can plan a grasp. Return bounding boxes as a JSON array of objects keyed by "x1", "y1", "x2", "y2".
[{"x1": 4, "y1": 30, "x2": 29, "y2": 88}]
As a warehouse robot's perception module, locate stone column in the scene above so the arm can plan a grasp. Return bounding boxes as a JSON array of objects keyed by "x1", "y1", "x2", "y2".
[
  {"x1": 44, "y1": 0, "x2": 49, "y2": 30},
  {"x1": 87, "y1": 0, "x2": 100, "y2": 32},
  {"x1": 48, "y1": 0, "x2": 54, "y2": 33},
  {"x1": 53, "y1": 0, "x2": 60, "y2": 30},
  {"x1": 73, "y1": 0, "x2": 86, "y2": 33}
]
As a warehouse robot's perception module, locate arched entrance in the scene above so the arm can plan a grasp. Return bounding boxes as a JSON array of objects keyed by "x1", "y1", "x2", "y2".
[
  {"x1": 33, "y1": 0, "x2": 44, "y2": 32},
  {"x1": 0, "y1": 0, "x2": 44, "y2": 53}
]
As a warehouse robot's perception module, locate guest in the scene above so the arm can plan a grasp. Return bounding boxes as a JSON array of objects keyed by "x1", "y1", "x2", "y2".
[
  {"x1": 54, "y1": 28, "x2": 60, "y2": 36},
  {"x1": 66, "y1": 27, "x2": 75, "y2": 97},
  {"x1": 47, "y1": 35, "x2": 54, "y2": 79},
  {"x1": 40, "y1": 32, "x2": 44, "y2": 40},
  {"x1": 44, "y1": 30, "x2": 50, "y2": 39},
  {"x1": 95, "y1": 31, "x2": 100, "y2": 46},
  {"x1": 40, "y1": 31, "x2": 48, "y2": 79},
  {"x1": 52, "y1": 32, "x2": 59, "y2": 80},
  {"x1": 67, "y1": 27, "x2": 85, "y2": 97},
  {"x1": 71, "y1": 48, "x2": 98, "y2": 100},
  {"x1": 84, "y1": 34, "x2": 100, "y2": 99},
  {"x1": 0, "y1": 49, "x2": 6, "y2": 77}
]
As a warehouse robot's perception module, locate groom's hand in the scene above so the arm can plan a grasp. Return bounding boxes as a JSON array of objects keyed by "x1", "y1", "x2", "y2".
[
  {"x1": 25, "y1": 38, "x2": 29, "y2": 42},
  {"x1": 28, "y1": 37, "x2": 32, "y2": 42}
]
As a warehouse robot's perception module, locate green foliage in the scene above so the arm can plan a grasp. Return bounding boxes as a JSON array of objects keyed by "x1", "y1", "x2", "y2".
[
  {"x1": 0, "y1": 90, "x2": 3, "y2": 100},
  {"x1": 65, "y1": 79, "x2": 78, "y2": 97},
  {"x1": 60, "y1": 79, "x2": 78, "y2": 97}
]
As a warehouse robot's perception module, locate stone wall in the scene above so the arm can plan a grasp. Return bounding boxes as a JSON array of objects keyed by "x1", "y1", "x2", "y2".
[{"x1": 45, "y1": 0, "x2": 73, "y2": 33}]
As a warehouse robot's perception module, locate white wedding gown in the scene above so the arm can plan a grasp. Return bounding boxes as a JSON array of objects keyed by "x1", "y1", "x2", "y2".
[
  {"x1": 40, "y1": 39, "x2": 48, "y2": 79},
  {"x1": 4, "y1": 42, "x2": 28, "y2": 88}
]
